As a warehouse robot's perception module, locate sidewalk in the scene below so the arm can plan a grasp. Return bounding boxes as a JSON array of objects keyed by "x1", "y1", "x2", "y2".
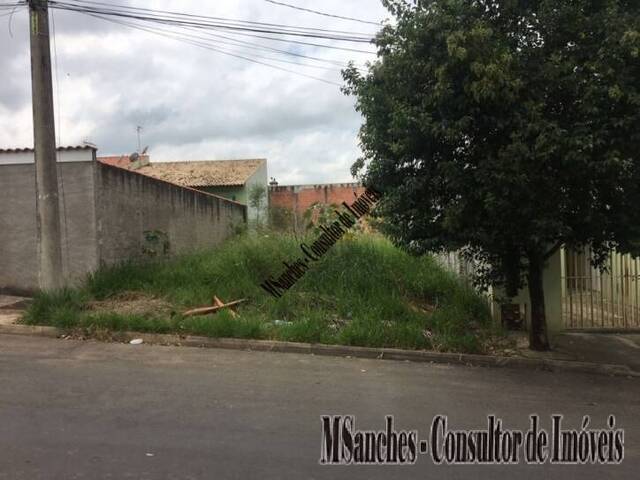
[
  {"x1": 552, "y1": 332, "x2": 640, "y2": 372},
  {"x1": 0, "y1": 296, "x2": 638, "y2": 376},
  {"x1": 493, "y1": 330, "x2": 640, "y2": 375},
  {"x1": 0, "y1": 295, "x2": 30, "y2": 326}
]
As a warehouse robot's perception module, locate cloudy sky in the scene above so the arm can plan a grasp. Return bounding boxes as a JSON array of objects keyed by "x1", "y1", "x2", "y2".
[{"x1": 0, "y1": 0, "x2": 389, "y2": 184}]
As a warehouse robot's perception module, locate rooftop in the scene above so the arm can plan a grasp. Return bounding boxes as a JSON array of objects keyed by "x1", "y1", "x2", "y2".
[
  {"x1": 0, "y1": 145, "x2": 97, "y2": 153},
  {"x1": 131, "y1": 159, "x2": 266, "y2": 187},
  {"x1": 98, "y1": 154, "x2": 149, "y2": 168}
]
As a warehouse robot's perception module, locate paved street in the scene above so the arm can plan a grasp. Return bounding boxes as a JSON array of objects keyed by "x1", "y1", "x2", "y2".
[{"x1": 0, "y1": 334, "x2": 638, "y2": 479}]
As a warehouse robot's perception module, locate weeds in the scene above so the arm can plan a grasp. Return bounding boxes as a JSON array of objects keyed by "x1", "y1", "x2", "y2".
[{"x1": 23, "y1": 232, "x2": 496, "y2": 353}]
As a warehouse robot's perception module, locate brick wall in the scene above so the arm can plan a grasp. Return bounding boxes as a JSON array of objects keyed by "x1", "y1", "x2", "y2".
[{"x1": 269, "y1": 183, "x2": 364, "y2": 215}]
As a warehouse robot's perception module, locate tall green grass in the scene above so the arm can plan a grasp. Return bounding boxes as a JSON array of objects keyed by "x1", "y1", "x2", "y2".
[{"x1": 23, "y1": 232, "x2": 496, "y2": 353}]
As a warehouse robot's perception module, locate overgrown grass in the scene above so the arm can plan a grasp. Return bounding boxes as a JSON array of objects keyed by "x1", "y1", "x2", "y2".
[{"x1": 23, "y1": 232, "x2": 499, "y2": 353}]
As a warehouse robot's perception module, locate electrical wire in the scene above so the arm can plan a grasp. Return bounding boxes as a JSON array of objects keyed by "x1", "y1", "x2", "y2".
[
  {"x1": 59, "y1": 0, "x2": 376, "y2": 36},
  {"x1": 88, "y1": 13, "x2": 345, "y2": 73},
  {"x1": 175, "y1": 26, "x2": 365, "y2": 69},
  {"x1": 184, "y1": 23, "x2": 375, "y2": 54},
  {"x1": 51, "y1": 7, "x2": 71, "y2": 272},
  {"x1": 40, "y1": 0, "x2": 375, "y2": 86},
  {"x1": 263, "y1": 0, "x2": 382, "y2": 26},
  {"x1": 132, "y1": 20, "x2": 369, "y2": 71},
  {"x1": 0, "y1": 8, "x2": 23, "y2": 17},
  {"x1": 0, "y1": 2, "x2": 26, "y2": 8},
  {"x1": 48, "y1": 0, "x2": 375, "y2": 43},
  {"x1": 2, "y1": 1, "x2": 23, "y2": 36},
  {"x1": 87, "y1": 12, "x2": 343, "y2": 86},
  {"x1": 49, "y1": 1, "x2": 377, "y2": 55}
]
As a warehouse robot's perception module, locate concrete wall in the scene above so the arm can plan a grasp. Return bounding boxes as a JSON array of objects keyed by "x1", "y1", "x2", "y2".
[
  {"x1": 493, "y1": 250, "x2": 564, "y2": 337},
  {"x1": 96, "y1": 163, "x2": 246, "y2": 266},
  {"x1": 437, "y1": 248, "x2": 565, "y2": 338},
  {"x1": 0, "y1": 148, "x2": 98, "y2": 292},
  {"x1": 1, "y1": 149, "x2": 247, "y2": 293}
]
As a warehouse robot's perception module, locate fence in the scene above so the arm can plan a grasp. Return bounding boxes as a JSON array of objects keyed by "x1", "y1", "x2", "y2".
[
  {"x1": 562, "y1": 248, "x2": 640, "y2": 329},
  {"x1": 437, "y1": 247, "x2": 640, "y2": 332},
  {"x1": 435, "y1": 251, "x2": 503, "y2": 323}
]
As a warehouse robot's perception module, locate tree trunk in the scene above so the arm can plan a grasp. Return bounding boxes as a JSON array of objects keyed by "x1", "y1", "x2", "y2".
[{"x1": 527, "y1": 253, "x2": 550, "y2": 351}]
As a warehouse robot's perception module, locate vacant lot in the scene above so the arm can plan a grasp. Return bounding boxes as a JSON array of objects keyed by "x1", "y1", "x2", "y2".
[{"x1": 23, "y1": 232, "x2": 500, "y2": 353}]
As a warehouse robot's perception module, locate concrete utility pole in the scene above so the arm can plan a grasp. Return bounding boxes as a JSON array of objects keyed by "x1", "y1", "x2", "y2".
[{"x1": 29, "y1": 0, "x2": 63, "y2": 290}]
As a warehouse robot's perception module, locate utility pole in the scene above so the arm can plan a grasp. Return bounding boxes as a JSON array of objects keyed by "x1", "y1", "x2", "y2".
[{"x1": 29, "y1": 0, "x2": 63, "y2": 290}]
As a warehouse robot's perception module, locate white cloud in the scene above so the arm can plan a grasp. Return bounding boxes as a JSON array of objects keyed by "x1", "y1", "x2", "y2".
[{"x1": 0, "y1": 0, "x2": 387, "y2": 183}]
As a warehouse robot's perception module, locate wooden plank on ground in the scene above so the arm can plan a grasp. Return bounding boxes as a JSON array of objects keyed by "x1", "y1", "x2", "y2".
[{"x1": 183, "y1": 299, "x2": 246, "y2": 317}]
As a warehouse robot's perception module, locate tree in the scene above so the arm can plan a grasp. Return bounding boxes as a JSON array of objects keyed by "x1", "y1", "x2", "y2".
[
  {"x1": 343, "y1": 0, "x2": 640, "y2": 350},
  {"x1": 248, "y1": 184, "x2": 267, "y2": 225}
]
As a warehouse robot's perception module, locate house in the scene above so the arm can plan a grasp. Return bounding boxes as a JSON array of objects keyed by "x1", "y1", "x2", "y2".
[
  {"x1": 0, "y1": 147, "x2": 246, "y2": 293},
  {"x1": 98, "y1": 156, "x2": 268, "y2": 222}
]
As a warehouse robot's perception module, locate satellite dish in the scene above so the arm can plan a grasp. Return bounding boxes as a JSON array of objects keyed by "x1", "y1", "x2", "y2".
[
  {"x1": 141, "y1": 146, "x2": 149, "y2": 155},
  {"x1": 129, "y1": 152, "x2": 140, "y2": 162}
]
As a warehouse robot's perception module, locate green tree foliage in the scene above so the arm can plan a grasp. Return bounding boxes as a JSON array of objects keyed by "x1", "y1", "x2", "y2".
[
  {"x1": 248, "y1": 184, "x2": 268, "y2": 225},
  {"x1": 343, "y1": 0, "x2": 640, "y2": 350}
]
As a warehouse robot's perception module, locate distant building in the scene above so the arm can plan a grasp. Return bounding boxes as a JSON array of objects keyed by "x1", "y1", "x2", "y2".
[{"x1": 98, "y1": 156, "x2": 268, "y2": 222}]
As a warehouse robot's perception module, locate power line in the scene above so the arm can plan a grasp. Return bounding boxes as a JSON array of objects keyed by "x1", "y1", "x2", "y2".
[
  {"x1": 263, "y1": 0, "x2": 382, "y2": 26},
  {"x1": 51, "y1": 7, "x2": 71, "y2": 272},
  {"x1": 0, "y1": 1, "x2": 25, "y2": 19},
  {"x1": 59, "y1": 0, "x2": 375, "y2": 37},
  {"x1": 48, "y1": 0, "x2": 375, "y2": 43},
  {"x1": 186, "y1": 24, "x2": 375, "y2": 54},
  {"x1": 79, "y1": 8, "x2": 370, "y2": 74},
  {"x1": 88, "y1": 13, "x2": 345, "y2": 73},
  {"x1": 0, "y1": 2, "x2": 26, "y2": 8},
  {"x1": 49, "y1": 1, "x2": 377, "y2": 54},
  {"x1": 0, "y1": 8, "x2": 23, "y2": 17},
  {"x1": 35, "y1": 0, "x2": 375, "y2": 87},
  {"x1": 2, "y1": 1, "x2": 24, "y2": 37},
  {"x1": 186, "y1": 28, "x2": 357, "y2": 68},
  {"x1": 87, "y1": 13, "x2": 343, "y2": 86},
  {"x1": 159, "y1": 23, "x2": 365, "y2": 70}
]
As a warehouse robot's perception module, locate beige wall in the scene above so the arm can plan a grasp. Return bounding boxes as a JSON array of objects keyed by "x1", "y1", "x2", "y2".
[
  {"x1": 509, "y1": 250, "x2": 564, "y2": 336},
  {"x1": 437, "y1": 249, "x2": 565, "y2": 337}
]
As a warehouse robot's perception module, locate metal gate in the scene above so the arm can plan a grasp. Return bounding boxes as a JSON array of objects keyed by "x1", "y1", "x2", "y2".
[{"x1": 562, "y1": 248, "x2": 640, "y2": 329}]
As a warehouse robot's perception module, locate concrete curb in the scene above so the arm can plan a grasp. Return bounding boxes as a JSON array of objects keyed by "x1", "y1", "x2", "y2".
[{"x1": 0, "y1": 323, "x2": 638, "y2": 378}]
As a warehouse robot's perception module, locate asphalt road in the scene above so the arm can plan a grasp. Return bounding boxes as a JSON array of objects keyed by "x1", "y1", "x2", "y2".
[{"x1": 0, "y1": 334, "x2": 638, "y2": 479}]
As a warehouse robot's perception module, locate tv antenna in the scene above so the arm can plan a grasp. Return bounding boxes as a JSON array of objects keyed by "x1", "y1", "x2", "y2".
[{"x1": 136, "y1": 125, "x2": 143, "y2": 153}]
